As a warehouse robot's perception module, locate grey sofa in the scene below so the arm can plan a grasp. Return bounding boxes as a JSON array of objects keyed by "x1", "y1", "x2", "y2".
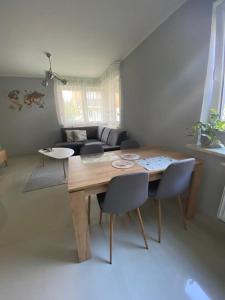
[{"x1": 55, "y1": 126, "x2": 127, "y2": 155}]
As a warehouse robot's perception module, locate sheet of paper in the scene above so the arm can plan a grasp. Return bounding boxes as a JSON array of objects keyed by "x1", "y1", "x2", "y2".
[{"x1": 137, "y1": 156, "x2": 177, "y2": 171}]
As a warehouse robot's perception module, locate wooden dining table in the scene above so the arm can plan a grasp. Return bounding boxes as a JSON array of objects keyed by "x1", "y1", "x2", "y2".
[{"x1": 67, "y1": 146, "x2": 203, "y2": 263}]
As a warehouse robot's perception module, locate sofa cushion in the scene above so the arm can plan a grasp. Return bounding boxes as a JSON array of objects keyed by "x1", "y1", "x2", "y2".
[
  {"x1": 109, "y1": 129, "x2": 127, "y2": 146},
  {"x1": 97, "y1": 126, "x2": 105, "y2": 140},
  {"x1": 61, "y1": 126, "x2": 98, "y2": 142},
  {"x1": 102, "y1": 144, "x2": 120, "y2": 151},
  {"x1": 65, "y1": 129, "x2": 87, "y2": 142},
  {"x1": 107, "y1": 129, "x2": 128, "y2": 146},
  {"x1": 101, "y1": 127, "x2": 111, "y2": 143},
  {"x1": 107, "y1": 129, "x2": 121, "y2": 146}
]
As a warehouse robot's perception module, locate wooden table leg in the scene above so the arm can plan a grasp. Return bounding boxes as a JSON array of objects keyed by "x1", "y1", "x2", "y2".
[
  {"x1": 0, "y1": 150, "x2": 8, "y2": 167},
  {"x1": 185, "y1": 163, "x2": 203, "y2": 219},
  {"x1": 70, "y1": 190, "x2": 91, "y2": 262},
  {"x1": 63, "y1": 159, "x2": 66, "y2": 178}
]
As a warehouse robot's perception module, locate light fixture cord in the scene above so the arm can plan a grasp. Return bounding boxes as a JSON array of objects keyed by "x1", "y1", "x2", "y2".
[{"x1": 48, "y1": 55, "x2": 52, "y2": 72}]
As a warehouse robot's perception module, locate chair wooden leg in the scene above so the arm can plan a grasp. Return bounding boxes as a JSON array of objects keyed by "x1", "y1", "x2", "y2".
[
  {"x1": 99, "y1": 209, "x2": 103, "y2": 225},
  {"x1": 88, "y1": 196, "x2": 91, "y2": 225},
  {"x1": 177, "y1": 195, "x2": 188, "y2": 230},
  {"x1": 109, "y1": 213, "x2": 114, "y2": 264},
  {"x1": 136, "y1": 208, "x2": 148, "y2": 249},
  {"x1": 126, "y1": 212, "x2": 131, "y2": 220},
  {"x1": 155, "y1": 198, "x2": 162, "y2": 243}
]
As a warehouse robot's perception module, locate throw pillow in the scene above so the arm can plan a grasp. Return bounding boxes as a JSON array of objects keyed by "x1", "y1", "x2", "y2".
[{"x1": 66, "y1": 130, "x2": 87, "y2": 142}]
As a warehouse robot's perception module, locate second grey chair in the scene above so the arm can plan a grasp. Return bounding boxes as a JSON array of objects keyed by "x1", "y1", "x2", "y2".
[
  {"x1": 120, "y1": 139, "x2": 140, "y2": 150},
  {"x1": 80, "y1": 144, "x2": 104, "y2": 156},
  {"x1": 97, "y1": 173, "x2": 149, "y2": 264},
  {"x1": 80, "y1": 143, "x2": 104, "y2": 224},
  {"x1": 149, "y1": 158, "x2": 195, "y2": 242}
]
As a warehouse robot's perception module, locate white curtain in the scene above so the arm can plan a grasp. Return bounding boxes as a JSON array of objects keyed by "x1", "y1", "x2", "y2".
[
  {"x1": 54, "y1": 63, "x2": 121, "y2": 128},
  {"x1": 201, "y1": 0, "x2": 225, "y2": 122}
]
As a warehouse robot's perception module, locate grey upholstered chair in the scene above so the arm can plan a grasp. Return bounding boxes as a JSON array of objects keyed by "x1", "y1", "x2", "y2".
[
  {"x1": 97, "y1": 172, "x2": 149, "y2": 264},
  {"x1": 80, "y1": 144, "x2": 104, "y2": 156},
  {"x1": 120, "y1": 139, "x2": 140, "y2": 149},
  {"x1": 80, "y1": 143, "x2": 104, "y2": 224},
  {"x1": 149, "y1": 158, "x2": 195, "y2": 242}
]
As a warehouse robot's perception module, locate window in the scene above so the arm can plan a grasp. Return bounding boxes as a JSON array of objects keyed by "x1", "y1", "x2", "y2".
[
  {"x1": 54, "y1": 64, "x2": 121, "y2": 127},
  {"x1": 201, "y1": 0, "x2": 225, "y2": 122},
  {"x1": 221, "y1": 98, "x2": 225, "y2": 120},
  {"x1": 62, "y1": 90, "x2": 83, "y2": 123},
  {"x1": 86, "y1": 91, "x2": 102, "y2": 123},
  {"x1": 62, "y1": 89, "x2": 102, "y2": 124}
]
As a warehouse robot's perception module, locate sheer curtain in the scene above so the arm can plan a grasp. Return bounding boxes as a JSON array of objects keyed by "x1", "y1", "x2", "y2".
[
  {"x1": 54, "y1": 63, "x2": 121, "y2": 128},
  {"x1": 202, "y1": 0, "x2": 225, "y2": 222},
  {"x1": 218, "y1": 186, "x2": 225, "y2": 222},
  {"x1": 201, "y1": 0, "x2": 225, "y2": 122}
]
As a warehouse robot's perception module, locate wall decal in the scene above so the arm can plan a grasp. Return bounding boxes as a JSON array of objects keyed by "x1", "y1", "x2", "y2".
[
  {"x1": 24, "y1": 91, "x2": 45, "y2": 108},
  {"x1": 8, "y1": 90, "x2": 23, "y2": 111},
  {"x1": 8, "y1": 90, "x2": 45, "y2": 111}
]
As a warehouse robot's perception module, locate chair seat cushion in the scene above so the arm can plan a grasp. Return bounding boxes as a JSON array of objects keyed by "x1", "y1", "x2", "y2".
[
  {"x1": 148, "y1": 180, "x2": 160, "y2": 197},
  {"x1": 84, "y1": 140, "x2": 104, "y2": 146}
]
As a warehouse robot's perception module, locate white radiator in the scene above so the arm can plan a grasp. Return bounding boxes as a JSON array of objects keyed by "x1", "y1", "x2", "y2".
[{"x1": 218, "y1": 187, "x2": 225, "y2": 222}]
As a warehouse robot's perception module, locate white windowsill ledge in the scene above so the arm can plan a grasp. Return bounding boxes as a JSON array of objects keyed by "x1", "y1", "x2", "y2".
[{"x1": 186, "y1": 144, "x2": 225, "y2": 159}]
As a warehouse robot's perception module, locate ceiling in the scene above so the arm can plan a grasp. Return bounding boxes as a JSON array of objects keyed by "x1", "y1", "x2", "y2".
[{"x1": 0, "y1": 0, "x2": 185, "y2": 78}]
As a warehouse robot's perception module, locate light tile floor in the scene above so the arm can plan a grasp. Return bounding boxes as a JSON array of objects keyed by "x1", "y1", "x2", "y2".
[{"x1": 0, "y1": 155, "x2": 225, "y2": 300}]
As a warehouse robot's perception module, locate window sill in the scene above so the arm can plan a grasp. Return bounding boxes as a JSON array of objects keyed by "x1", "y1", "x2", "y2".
[{"x1": 186, "y1": 144, "x2": 225, "y2": 159}]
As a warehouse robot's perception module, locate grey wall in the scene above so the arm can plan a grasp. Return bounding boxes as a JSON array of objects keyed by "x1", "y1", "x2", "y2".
[
  {"x1": 121, "y1": 0, "x2": 225, "y2": 218},
  {"x1": 0, "y1": 77, "x2": 60, "y2": 155}
]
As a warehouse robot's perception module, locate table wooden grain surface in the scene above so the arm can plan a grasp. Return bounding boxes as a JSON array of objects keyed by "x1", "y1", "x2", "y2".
[{"x1": 68, "y1": 146, "x2": 203, "y2": 262}]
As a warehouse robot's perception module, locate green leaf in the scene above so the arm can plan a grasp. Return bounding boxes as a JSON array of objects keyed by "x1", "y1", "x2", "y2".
[{"x1": 201, "y1": 133, "x2": 212, "y2": 140}]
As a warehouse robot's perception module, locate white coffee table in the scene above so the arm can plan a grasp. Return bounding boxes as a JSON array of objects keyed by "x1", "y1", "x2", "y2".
[{"x1": 38, "y1": 147, "x2": 74, "y2": 178}]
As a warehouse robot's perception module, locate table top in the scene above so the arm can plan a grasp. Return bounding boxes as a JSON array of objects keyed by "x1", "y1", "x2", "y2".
[
  {"x1": 68, "y1": 146, "x2": 202, "y2": 193},
  {"x1": 39, "y1": 147, "x2": 74, "y2": 159}
]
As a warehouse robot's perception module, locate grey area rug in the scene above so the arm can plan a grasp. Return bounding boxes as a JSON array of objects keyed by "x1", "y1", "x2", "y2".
[{"x1": 24, "y1": 159, "x2": 67, "y2": 192}]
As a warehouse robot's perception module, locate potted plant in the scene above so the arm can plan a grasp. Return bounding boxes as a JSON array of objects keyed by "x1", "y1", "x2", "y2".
[{"x1": 192, "y1": 109, "x2": 225, "y2": 148}]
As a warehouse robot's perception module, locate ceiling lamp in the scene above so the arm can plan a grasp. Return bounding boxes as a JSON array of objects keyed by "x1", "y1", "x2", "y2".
[{"x1": 42, "y1": 52, "x2": 67, "y2": 87}]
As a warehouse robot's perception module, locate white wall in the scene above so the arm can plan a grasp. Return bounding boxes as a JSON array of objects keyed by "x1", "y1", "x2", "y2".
[
  {"x1": 121, "y1": 0, "x2": 225, "y2": 218},
  {"x1": 0, "y1": 77, "x2": 60, "y2": 155}
]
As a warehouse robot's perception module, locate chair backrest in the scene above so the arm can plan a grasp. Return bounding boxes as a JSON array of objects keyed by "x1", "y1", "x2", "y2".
[
  {"x1": 80, "y1": 144, "x2": 104, "y2": 156},
  {"x1": 101, "y1": 173, "x2": 149, "y2": 214},
  {"x1": 120, "y1": 139, "x2": 140, "y2": 150},
  {"x1": 156, "y1": 158, "x2": 195, "y2": 199}
]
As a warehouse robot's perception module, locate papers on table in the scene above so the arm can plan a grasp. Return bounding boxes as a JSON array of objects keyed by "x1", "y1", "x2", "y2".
[{"x1": 137, "y1": 156, "x2": 177, "y2": 171}]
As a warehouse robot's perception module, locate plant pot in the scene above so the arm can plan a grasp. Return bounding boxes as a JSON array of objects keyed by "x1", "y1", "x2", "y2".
[
  {"x1": 216, "y1": 131, "x2": 225, "y2": 146},
  {"x1": 200, "y1": 134, "x2": 224, "y2": 148},
  {"x1": 200, "y1": 135, "x2": 211, "y2": 147}
]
